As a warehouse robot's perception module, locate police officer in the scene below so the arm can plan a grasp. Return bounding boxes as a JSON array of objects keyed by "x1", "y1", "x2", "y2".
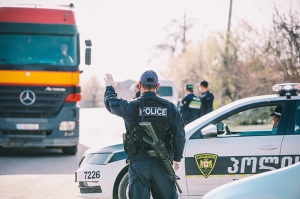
[
  {"x1": 104, "y1": 70, "x2": 186, "y2": 199},
  {"x1": 180, "y1": 84, "x2": 201, "y2": 125},
  {"x1": 198, "y1": 80, "x2": 214, "y2": 117},
  {"x1": 271, "y1": 105, "x2": 282, "y2": 134}
]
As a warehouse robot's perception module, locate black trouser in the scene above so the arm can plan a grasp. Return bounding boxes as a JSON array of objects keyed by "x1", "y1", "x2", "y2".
[{"x1": 128, "y1": 154, "x2": 178, "y2": 199}]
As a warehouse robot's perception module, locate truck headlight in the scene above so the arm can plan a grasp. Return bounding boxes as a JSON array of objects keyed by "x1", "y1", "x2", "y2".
[{"x1": 59, "y1": 121, "x2": 75, "y2": 131}]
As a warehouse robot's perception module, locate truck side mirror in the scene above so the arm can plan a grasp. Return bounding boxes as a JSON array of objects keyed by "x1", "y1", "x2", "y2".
[
  {"x1": 85, "y1": 40, "x2": 92, "y2": 65},
  {"x1": 201, "y1": 124, "x2": 217, "y2": 138},
  {"x1": 85, "y1": 48, "x2": 91, "y2": 65}
]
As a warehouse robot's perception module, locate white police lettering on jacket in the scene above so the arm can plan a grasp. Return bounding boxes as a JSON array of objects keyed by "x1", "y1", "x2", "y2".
[{"x1": 139, "y1": 107, "x2": 167, "y2": 117}]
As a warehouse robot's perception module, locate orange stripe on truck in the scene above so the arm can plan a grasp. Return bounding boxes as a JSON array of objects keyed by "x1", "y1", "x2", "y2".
[{"x1": 0, "y1": 70, "x2": 79, "y2": 86}]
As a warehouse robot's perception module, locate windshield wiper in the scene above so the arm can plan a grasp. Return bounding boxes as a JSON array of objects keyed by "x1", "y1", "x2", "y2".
[
  {"x1": 0, "y1": 59, "x2": 19, "y2": 69},
  {"x1": 43, "y1": 67, "x2": 65, "y2": 71},
  {"x1": 0, "y1": 58, "x2": 12, "y2": 65},
  {"x1": 26, "y1": 62, "x2": 65, "y2": 71},
  {"x1": 27, "y1": 62, "x2": 54, "y2": 65}
]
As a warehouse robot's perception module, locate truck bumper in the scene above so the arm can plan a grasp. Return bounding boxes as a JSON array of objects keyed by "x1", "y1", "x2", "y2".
[{"x1": 0, "y1": 106, "x2": 79, "y2": 147}]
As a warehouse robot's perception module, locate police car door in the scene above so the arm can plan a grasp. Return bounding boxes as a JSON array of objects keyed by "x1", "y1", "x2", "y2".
[
  {"x1": 185, "y1": 102, "x2": 289, "y2": 196},
  {"x1": 280, "y1": 100, "x2": 300, "y2": 168}
]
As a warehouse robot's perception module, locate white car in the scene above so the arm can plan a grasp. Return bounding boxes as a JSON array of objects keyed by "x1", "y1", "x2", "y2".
[
  {"x1": 203, "y1": 162, "x2": 300, "y2": 199},
  {"x1": 75, "y1": 83, "x2": 300, "y2": 199}
]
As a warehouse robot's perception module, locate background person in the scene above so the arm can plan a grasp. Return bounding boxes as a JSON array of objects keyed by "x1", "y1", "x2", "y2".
[
  {"x1": 59, "y1": 44, "x2": 74, "y2": 65},
  {"x1": 180, "y1": 84, "x2": 201, "y2": 125},
  {"x1": 198, "y1": 80, "x2": 214, "y2": 117},
  {"x1": 271, "y1": 105, "x2": 282, "y2": 134},
  {"x1": 104, "y1": 70, "x2": 186, "y2": 199},
  {"x1": 129, "y1": 83, "x2": 141, "y2": 98},
  {"x1": 135, "y1": 83, "x2": 141, "y2": 98}
]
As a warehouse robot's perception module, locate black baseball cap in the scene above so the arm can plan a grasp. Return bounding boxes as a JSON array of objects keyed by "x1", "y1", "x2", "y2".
[
  {"x1": 140, "y1": 70, "x2": 158, "y2": 86},
  {"x1": 186, "y1": 84, "x2": 193, "y2": 90},
  {"x1": 200, "y1": 80, "x2": 208, "y2": 88},
  {"x1": 271, "y1": 106, "x2": 282, "y2": 116}
]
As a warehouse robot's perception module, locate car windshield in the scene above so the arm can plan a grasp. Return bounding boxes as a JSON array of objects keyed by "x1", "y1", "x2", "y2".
[{"x1": 0, "y1": 34, "x2": 77, "y2": 67}]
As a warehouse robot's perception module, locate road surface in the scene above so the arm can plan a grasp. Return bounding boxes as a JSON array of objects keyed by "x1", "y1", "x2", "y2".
[{"x1": 0, "y1": 108, "x2": 124, "y2": 199}]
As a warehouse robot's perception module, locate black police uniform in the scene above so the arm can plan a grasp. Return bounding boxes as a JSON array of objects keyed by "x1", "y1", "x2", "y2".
[
  {"x1": 199, "y1": 90, "x2": 214, "y2": 117},
  {"x1": 104, "y1": 86, "x2": 186, "y2": 199},
  {"x1": 180, "y1": 93, "x2": 201, "y2": 125}
]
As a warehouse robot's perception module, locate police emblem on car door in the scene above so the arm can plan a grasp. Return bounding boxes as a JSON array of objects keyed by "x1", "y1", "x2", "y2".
[{"x1": 194, "y1": 154, "x2": 218, "y2": 178}]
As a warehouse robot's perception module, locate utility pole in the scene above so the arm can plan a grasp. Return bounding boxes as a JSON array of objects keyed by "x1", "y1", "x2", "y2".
[
  {"x1": 182, "y1": 9, "x2": 187, "y2": 54},
  {"x1": 221, "y1": 0, "x2": 233, "y2": 106}
]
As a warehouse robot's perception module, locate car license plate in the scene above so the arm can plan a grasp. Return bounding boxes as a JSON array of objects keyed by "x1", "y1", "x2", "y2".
[
  {"x1": 77, "y1": 171, "x2": 100, "y2": 180},
  {"x1": 16, "y1": 124, "x2": 39, "y2": 130}
]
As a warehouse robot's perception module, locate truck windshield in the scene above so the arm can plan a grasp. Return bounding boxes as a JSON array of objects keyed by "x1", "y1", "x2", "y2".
[{"x1": 0, "y1": 34, "x2": 77, "y2": 68}]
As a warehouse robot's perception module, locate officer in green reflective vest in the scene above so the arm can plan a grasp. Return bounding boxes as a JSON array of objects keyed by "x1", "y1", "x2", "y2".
[{"x1": 180, "y1": 84, "x2": 201, "y2": 125}]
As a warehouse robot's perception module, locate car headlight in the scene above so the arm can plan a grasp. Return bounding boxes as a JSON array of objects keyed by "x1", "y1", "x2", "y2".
[
  {"x1": 59, "y1": 121, "x2": 75, "y2": 131},
  {"x1": 89, "y1": 154, "x2": 113, "y2": 165},
  {"x1": 80, "y1": 153, "x2": 113, "y2": 167}
]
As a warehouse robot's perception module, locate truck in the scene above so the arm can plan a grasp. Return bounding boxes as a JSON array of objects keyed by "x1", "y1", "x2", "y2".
[{"x1": 0, "y1": 4, "x2": 92, "y2": 155}]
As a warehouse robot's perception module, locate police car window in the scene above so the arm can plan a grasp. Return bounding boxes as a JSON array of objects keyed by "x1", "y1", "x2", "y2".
[
  {"x1": 294, "y1": 102, "x2": 300, "y2": 134},
  {"x1": 157, "y1": 86, "x2": 173, "y2": 97},
  {"x1": 215, "y1": 105, "x2": 280, "y2": 136}
]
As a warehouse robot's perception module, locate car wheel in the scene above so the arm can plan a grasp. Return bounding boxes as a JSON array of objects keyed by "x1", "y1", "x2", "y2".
[
  {"x1": 62, "y1": 145, "x2": 77, "y2": 155},
  {"x1": 118, "y1": 172, "x2": 129, "y2": 199}
]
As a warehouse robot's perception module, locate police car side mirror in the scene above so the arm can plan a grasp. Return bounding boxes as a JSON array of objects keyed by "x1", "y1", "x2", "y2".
[
  {"x1": 216, "y1": 122, "x2": 224, "y2": 133},
  {"x1": 201, "y1": 124, "x2": 217, "y2": 138}
]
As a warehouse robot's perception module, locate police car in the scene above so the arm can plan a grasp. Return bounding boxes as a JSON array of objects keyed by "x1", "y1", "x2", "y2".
[{"x1": 75, "y1": 83, "x2": 300, "y2": 199}]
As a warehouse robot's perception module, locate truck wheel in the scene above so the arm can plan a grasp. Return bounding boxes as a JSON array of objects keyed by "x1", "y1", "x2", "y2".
[
  {"x1": 118, "y1": 172, "x2": 129, "y2": 199},
  {"x1": 62, "y1": 145, "x2": 77, "y2": 155}
]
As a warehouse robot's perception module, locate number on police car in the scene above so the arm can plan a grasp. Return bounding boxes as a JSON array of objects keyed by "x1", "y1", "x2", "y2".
[{"x1": 84, "y1": 171, "x2": 100, "y2": 179}]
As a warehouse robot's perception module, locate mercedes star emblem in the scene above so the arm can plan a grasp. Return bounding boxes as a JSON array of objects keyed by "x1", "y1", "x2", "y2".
[{"x1": 20, "y1": 90, "x2": 36, "y2": 105}]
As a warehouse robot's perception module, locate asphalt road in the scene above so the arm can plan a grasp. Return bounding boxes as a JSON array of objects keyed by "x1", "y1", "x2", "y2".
[{"x1": 0, "y1": 108, "x2": 124, "y2": 199}]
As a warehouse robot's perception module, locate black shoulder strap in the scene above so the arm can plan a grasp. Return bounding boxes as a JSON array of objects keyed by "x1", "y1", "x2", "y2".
[{"x1": 140, "y1": 97, "x2": 145, "y2": 122}]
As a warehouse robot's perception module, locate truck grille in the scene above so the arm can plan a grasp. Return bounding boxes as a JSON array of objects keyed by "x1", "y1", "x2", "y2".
[{"x1": 0, "y1": 85, "x2": 73, "y2": 118}]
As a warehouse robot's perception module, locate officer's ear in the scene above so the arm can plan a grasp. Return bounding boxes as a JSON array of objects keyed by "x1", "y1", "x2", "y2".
[
  {"x1": 156, "y1": 83, "x2": 160, "y2": 91},
  {"x1": 138, "y1": 82, "x2": 142, "y2": 90}
]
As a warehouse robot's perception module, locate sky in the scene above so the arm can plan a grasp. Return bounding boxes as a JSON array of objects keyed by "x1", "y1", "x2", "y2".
[{"x1": 2, "y1": 0, "x2": 297, "y2": 83}]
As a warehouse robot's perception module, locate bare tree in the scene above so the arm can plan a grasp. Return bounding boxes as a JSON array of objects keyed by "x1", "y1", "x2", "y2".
[
  {"x1": 149, "y1": 10, "x2": 195, "y2": 63},
  {"x1": 162, "y1": 36, "x2": 222, "y2": 99},
  {"x1": 266, "y1": 2, "x2": 300, "y2": 82},
  {"x1": 162, "y1": 1, "x2": 300, "y2": 108},
  {"x1": 163, "y1": 20, "x2": 277, "y2": 107}
]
